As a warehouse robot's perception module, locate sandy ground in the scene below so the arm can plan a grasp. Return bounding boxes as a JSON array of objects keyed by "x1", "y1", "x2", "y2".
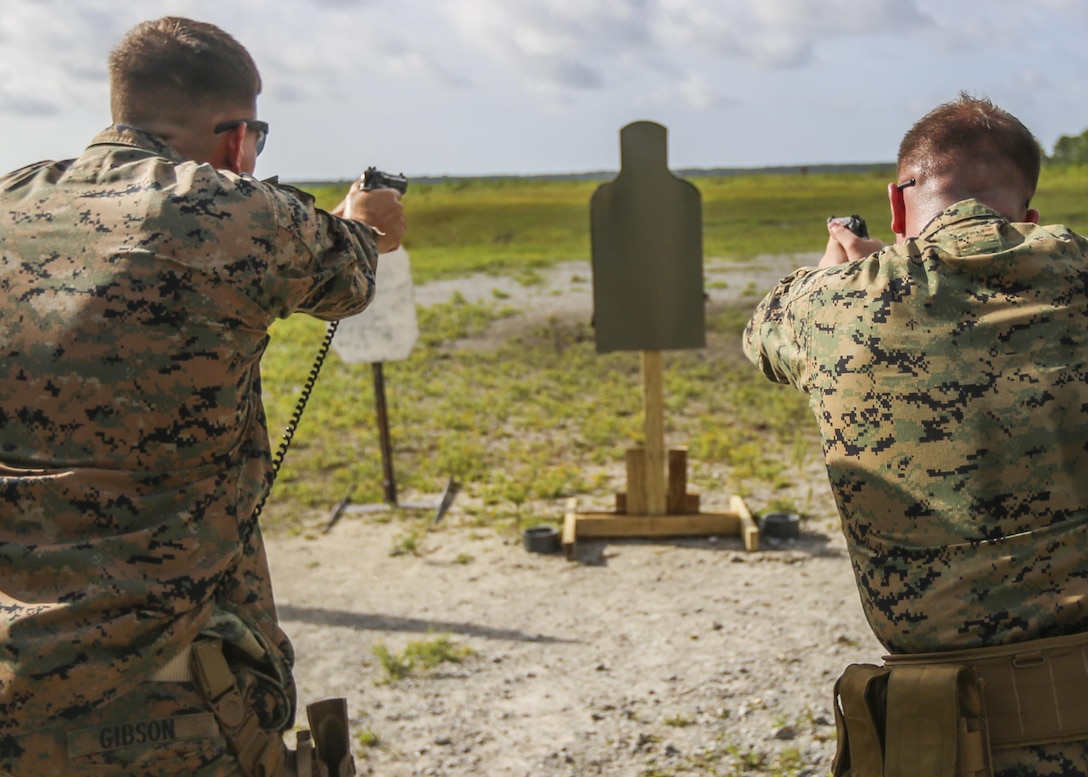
[
  {"x1": 264, "y1": 253, "x2": 888, "y2": 776},
  {"x1": 407, "y1": 254, "x2": 813, "y2": 344}
]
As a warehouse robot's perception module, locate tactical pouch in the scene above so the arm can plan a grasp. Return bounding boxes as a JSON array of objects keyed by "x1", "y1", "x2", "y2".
[
  {"x1": 190, "y1": 640, "x2": 356, "y2": 777},
  {"x1": 832, "y1": 664, "x2": 891, "y2": 777},
  {"x1": 209, "y1": 600, "x2": 298, "y2": 733},
  {"x1": 832, "y1": 663, "x2": 992, "y2": 777},
  {"x1": 190, "y1": 639, "x2": 284, "y2": 777},
  {"x1": 298, "y1": 698, "x2": 356, "y2": 777}
]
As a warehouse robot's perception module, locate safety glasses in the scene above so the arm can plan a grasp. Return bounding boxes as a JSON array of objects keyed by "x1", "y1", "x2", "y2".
[{"x1": 213, "y1": 118, "x2": 269, "y2": 156}]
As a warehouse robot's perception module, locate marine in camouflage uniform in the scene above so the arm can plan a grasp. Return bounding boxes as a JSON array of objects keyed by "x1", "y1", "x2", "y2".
[
  {"x1": 744, "y1": 96, "x2": 1088, "y2": 776},
  {"x1": 0, "y1": 17, "x2": 404, "y2": 777}
]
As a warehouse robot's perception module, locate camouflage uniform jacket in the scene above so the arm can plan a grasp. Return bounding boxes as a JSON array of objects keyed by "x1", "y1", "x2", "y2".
[
  {"x1": 0, "y1": 126, "x2": 378, "y2": 735},
  {"x1": 744, "y1": 199, "x2": 1088, "y2": 656}
]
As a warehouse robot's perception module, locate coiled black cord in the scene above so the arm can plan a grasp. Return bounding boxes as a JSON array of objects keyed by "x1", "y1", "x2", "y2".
[{"x1": 251, "y1": 320, "x2": 340, "y2": 523}]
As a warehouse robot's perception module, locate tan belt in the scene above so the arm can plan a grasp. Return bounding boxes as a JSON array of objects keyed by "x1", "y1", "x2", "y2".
[
  {"x1": 149, "y1": 645, "x2": 194, "y2": 682},
  {"x1": 885, "y1": 631, "x2": 1088, "y2": 749}
]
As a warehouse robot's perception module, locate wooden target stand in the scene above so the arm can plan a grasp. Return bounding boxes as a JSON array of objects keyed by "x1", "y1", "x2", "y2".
[{"x1": 561, "y1": 351, "x2": 759, "y2": 556}]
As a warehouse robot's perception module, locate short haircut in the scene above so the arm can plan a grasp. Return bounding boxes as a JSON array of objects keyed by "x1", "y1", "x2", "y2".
[
  {"x1": 109, "y1": 16, "x2": 262, "y2": 124},
  {"x1": 898, "y1": 93, "x2": 1042, "y2": 196}
]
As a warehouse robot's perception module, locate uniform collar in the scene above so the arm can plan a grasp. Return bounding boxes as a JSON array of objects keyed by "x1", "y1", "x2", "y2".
[
  {"x1": 918, "y1": 199, "x2": 1006, "y2": 239},
  {"x1": 86, "y1": 125, "x2": 185, "y2": 163}
]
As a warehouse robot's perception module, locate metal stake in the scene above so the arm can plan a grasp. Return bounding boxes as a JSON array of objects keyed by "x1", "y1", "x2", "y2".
[{"x1": 372, "y1": 362, "x2": 397, "y2": 505}]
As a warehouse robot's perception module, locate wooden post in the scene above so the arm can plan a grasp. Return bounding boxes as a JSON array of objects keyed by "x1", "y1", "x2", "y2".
[
  {"x1": 641, "y1": 351, "x2": 666, "y2": 515},
  {"x1": 667, "y1": 447, "x2": 687, "y2": 515},
  {"x1": 625, "y1": 448, "x2": 647, "y2": 516},
  {"x1": 731, "y1": 495, "x2": 761, "y2": 552},
  {"x1": 564, "y1": 122, "x2": 759, "y2": 553}
]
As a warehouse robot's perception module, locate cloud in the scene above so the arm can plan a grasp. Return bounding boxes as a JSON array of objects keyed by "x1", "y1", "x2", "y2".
[
  {"x1": 0, "y1": 0, "x2": 470, "y2": 117},
  {"x1": 679, "y1": 74, "x2": 732, "y2": 111},
  {"x1": 439, "y1": 0, "x2": 937, "y2": 109},
  {"x1": 309, "y1": 0, "x2": 379, "y2": 7},
  {"x1": 0, "y1": 1, "x2": 124, "y2": 116},
  {"x1": 0, "y1": 1, "x2": 298, "y2": 117},
  {"x1": 0, "y1": 0, "x2": 935, "y2": 121},
  {"x1": 445, "y1": 0, "x2": 652, "y2": 95},
  {"x1": 0, "y1": 86, "x2": 61, "y2": 117},
  {"x1": 2, "y1": 0, "x2": 1085, "y2": 180},
  {"x1": 657, "y1": 0, "x2": 934, "y2": 68},
  {"x1": 225, "y1": 2, "x2": 472, "y2": 106}
]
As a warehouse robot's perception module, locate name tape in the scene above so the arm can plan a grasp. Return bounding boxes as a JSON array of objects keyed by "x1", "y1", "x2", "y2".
[{"x1": 67, "y1": 713, "x2": 219, "y2": 757}]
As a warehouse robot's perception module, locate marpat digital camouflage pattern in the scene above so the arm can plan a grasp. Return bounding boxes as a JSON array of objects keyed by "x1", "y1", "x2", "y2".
[
  {"x1": 744, "y1": 198, "x2": 1088, "y2": 776},
  {"x1": 0, "y1": 126, "x2": 377, "y2": 741}
]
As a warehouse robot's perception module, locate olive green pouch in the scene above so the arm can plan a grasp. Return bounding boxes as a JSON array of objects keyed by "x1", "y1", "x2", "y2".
[{"x1": 832, "y1": 663, "x2": 992, "y2": 777}]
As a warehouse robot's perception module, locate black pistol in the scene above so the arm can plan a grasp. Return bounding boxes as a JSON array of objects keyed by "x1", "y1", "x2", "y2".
[
  {"x1": 360, "y1": 166, "x2": 409, "y2": 195},
  {"x1": 827, "y1": 214, "x2": 868, "y2": 238}
]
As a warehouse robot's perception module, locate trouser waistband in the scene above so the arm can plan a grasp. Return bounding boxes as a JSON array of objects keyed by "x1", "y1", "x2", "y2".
[{"x1": 884, "y1": 631, "x2": 1088, "y2": 749}]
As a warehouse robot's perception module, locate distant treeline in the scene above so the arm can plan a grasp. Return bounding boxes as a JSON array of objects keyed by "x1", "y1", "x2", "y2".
[
  {"x1": 295, "y1": 132, "x2": 1088, "y2": 189},
  {"x1": 290, "y1": 162, "x2": 897, "y2": 189},
  {"x1": 1050, "y1": 130, "x2": 1088, "y2": 167}
]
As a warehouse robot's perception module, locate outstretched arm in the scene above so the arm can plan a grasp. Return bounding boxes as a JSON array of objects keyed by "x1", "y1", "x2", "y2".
[
  {"x1": 331, "y1": 184, "x2": 406, "y2": 254},
  {"x1": 818, "y1": 220, "x2": 886, "y2": 268}
]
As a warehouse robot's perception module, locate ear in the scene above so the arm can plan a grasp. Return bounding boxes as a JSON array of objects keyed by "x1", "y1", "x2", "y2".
[
  {"x1": 888, "y1": 181, "x2": 907, "y2": 239},
  {"x1": 220, "y1": 123, "x2": 248, "y2": 174}
]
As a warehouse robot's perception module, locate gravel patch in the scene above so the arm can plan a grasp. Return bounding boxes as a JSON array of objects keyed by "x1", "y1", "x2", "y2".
[{"x1": 266, "y1": 252, "x2": 884, "y2": 776}]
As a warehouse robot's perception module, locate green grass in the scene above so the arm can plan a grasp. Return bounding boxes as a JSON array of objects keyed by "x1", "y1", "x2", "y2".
[
  {"x1": 258, "y1": 167, "x2": 1088, "y2": 531},
  {"x1": 261, "y1": 294, "x2": 812, "y2": 527},
  {"x1": 371, "y1": 634, "x2": 474, "y2": 683},
  {"x1": 355, "y1": 728, "x2": 381, "y2": 749},
  {"x1": 308, "y1": 177, "x2": 599, "y2": 281},
  {"x1": 305, "y1": 165, "x2": 1088, "y2": 283},
  {"x1": 1032, "y1": 164, "x2": 1088, "y2": 227},
  {"x1": 663, "y1": 713, "x2": 696, "y2": 728}
]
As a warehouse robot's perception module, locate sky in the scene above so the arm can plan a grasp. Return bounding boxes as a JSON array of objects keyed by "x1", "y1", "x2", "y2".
[{"x1": 2, "y1": 0, "x2": 1088, "y2": 182}]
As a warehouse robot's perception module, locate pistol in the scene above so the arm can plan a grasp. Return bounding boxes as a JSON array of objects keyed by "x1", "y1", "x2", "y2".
[
  {"x1": 827, "y1": 214, "x2": 868, "y2": 238},
  {"x1": 360, "y1": 166, "x2": 409, "y2": 195}
]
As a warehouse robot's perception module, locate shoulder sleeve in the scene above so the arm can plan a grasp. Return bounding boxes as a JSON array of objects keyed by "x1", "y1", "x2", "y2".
[
  {"x1": 742, "y1": 267, "x2": 820, "y2": 391},
  {"x1": 254, "y1": 178, "x2": 379, "y2": 321}
]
